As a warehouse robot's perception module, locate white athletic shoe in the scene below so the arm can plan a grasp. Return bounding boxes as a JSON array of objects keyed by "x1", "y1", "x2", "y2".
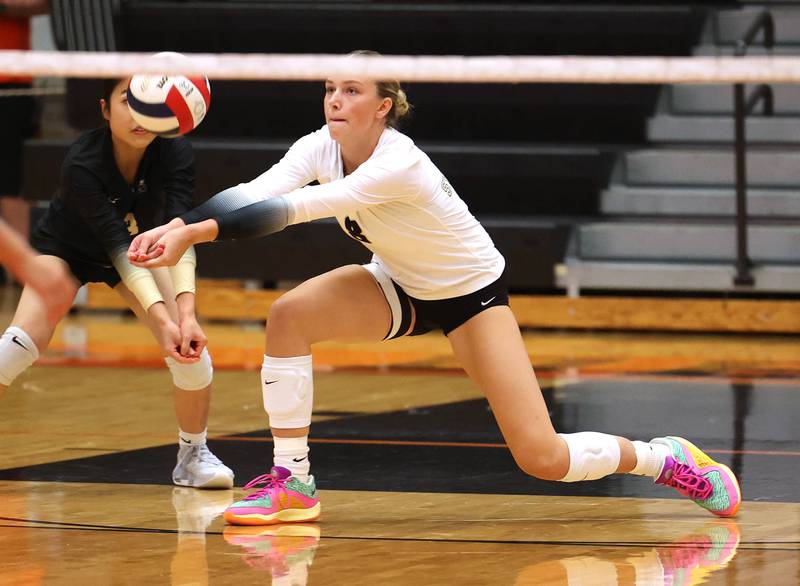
[{"x1": 173, "y1": 444, "x2": 234, "y2": 489}]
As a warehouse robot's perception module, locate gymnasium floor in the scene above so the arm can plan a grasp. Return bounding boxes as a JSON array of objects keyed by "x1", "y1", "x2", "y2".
[{"x1": 1, "y1": 290, "x2": 799, "y2": 585}]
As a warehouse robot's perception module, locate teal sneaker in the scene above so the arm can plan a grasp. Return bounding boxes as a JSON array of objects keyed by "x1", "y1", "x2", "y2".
[
  {"x1": 652, "y1": 436, "x2": 741, "y2": 517},
  {"x1": 224, "y1": 466, "x2": 321, "y2": 525}
]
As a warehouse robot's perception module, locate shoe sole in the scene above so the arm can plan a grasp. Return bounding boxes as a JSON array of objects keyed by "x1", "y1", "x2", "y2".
[
  {"x1": 223, "y1": 523, "x2": 322, "y2": 540},
  {"x1": 223, "y1": 502, "x2": 321, "y2": 526},
  {"x1": 173, "y1": 472, "x2": 235, "y2": 490},
  {"x1": 665, "y1": 436, "x2": 742, "y2": 518}
]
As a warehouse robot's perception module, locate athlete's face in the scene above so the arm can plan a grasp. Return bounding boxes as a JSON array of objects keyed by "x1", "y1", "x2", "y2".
[
  {"x1": 100, "y1": 78, "x2": 155, "y2": 150},
  {"x1": 323, "y1": 77, "x2": 392, "y2": 142}
]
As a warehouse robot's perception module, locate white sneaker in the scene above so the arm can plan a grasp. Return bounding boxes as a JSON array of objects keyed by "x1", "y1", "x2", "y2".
[{"x1": 173, "y1": 444, "x2": 234, "y2": 489}]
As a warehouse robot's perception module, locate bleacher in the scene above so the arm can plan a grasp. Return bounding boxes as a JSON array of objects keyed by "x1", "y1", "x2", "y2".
[
  {"x1": 559, "y1": 3, "x2": 800, "y2": 294},
  {"x1": 33, "y1": 0, "x2": 800, "y2": 297}
]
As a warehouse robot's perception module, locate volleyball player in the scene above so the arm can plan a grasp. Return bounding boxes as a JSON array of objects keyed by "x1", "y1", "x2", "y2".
[
  {"x1": 129, "y1": 56, "x2": 741, "y2": 521},
  {"x1": 0, "y1": 78, "x2": 233, "y2": 489}
]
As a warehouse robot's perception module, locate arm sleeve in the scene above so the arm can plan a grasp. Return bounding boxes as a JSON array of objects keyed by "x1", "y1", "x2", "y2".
[
  {"x1": 64, "y1": 165, "x2": 134, "y2": 258},
  {"x1": 110, "y1": 248, "x2": 164, "y2": 311},
  {"x1": 162, "y1": 138, "x2": 196, "y2": 221},
  {"x1": 181, "y1": 193, "x2": 291, "y2": 241},
  {"x1": 168, "y1": 246, "x2": 197, "y2": 296}
]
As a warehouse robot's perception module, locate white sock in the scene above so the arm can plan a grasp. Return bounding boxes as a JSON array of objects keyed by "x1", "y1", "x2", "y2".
[
  {"x1": 179, "y1": 429, "x2": 207, "y2": 447},
  {"x1": 630, "y1": 441, "x2": 671, "y2": 478},
  {"x1": 273, "y1": 435, "x2": 310, "y2": 483}
]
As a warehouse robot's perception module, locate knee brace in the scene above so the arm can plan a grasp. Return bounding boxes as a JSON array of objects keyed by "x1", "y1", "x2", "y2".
[
  {"x1": 0, "y1": 326, "x2": 40, "y2": 386},
  {"x1": 558, "y1": 432, "x2": 621, "y2": 482},
  {"x1": 262, "y1": 354, "x2": 313, "y2": 429},
  {"x1": 165, "y1": 347, "x2": 213, "y2": 391}
]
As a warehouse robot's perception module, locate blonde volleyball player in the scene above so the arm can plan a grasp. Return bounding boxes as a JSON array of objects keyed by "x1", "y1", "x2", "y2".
[
  {"x1": 130, "y1": 57, "x2": 741, "y2": 522},
  {"x1": 0, "y1": 78, "x2": 233, "y2": 489}
]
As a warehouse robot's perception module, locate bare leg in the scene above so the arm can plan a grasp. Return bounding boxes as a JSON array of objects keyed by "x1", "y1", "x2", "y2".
[
  {"x1": 1, "y1": 256, "x2": 77, "y2": 398},
  {"x1": 447, "y1": 306, "x2": 636, "y2": 480},
  {"x1": 265, "y1": 264, "x2": 391, "y2": 440},
  {"x1": 0, "y1": 196, "x2": 30, "y2": 240}
]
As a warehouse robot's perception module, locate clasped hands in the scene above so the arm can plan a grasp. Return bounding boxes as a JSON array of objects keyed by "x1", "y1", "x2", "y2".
[
  {"x1": 153, "y1": 307, "x2": 208, "y2": 364},
  {"x1": 128, "y1": 218, "x2": 191, "y2": 268}
]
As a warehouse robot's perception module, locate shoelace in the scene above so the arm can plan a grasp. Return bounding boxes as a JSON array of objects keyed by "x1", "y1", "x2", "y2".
[
  {"x1": 242, "y1": 472, "x2": 288, "y2": 502},
  {"x1": 664, "y1": 461, "x2": 713, "y2": 501}
]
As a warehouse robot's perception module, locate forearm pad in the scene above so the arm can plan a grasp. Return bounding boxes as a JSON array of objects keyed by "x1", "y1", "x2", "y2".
[
  {"x1": 181, "y1": 187, "x2": 291, "y2": 241},
  {"x1": 111, "y1": 250, "x2": 164, "y2": 311},
  {"x1": 168, "y1": 246, "x2": 197, "y2": 296}
]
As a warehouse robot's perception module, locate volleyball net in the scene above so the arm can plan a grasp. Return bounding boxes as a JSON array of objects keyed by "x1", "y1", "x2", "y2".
[{"x1": 1, "y1": 50, "x2": 800, "y2": 84}]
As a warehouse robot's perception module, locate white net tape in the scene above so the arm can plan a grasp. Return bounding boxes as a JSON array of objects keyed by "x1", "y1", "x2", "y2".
[{"x1": 1, "y1": 50, "x2": 800, "y2": 84}]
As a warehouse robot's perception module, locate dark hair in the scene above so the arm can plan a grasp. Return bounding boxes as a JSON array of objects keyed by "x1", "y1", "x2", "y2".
[
  {"x1": 102, "y1": 78, "x2": 124, "y2": 103},
  {"x1": 348, "y1": 50, "x2": 412, "y2": 129}
]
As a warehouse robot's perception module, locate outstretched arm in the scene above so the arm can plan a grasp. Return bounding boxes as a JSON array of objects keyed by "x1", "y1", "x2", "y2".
[{"x1": 130, "y1": 194, "x2": 292, "y2": 268}]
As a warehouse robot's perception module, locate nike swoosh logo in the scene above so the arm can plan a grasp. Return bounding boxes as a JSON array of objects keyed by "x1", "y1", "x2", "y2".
[
  {"x1": 264, "y1": 380, "x2": 278, "y2": 385},
  {"x1": 11, "y1": 336, "x2": 28, "y2": 351},
  {"x1": 292, "y1": 456, "x2": 308, "y2": 463},
  {"x1": 180, "y1": 437, "x2": 192, "y2": 444},
  {"x1": 480, "y1": 296, "x2": 496, "y2": 306}
]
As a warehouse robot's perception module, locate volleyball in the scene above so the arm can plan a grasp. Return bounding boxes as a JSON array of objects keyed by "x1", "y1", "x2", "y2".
[{"x1": 127, "y1": 54, "x2": 211, "y2": 137}]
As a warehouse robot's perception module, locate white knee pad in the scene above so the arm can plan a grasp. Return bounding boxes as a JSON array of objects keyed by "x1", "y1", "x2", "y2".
[
  {"x1": 165, "y1": 347, "x2": 213, "y2": 391},
  {"x1": 558, "y1": 432, "x2": 621, "y2": 482},
  {"x1": 262, "y1": 354, "x2": 313, "y2": 429},
  {"x1": 0, "y1": 326, "x2": 40, "y2": 386}
]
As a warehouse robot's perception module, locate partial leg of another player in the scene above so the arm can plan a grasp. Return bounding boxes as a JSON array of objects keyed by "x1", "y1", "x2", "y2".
[
  {"x1": 0, "y1": 255, "x2": 77, "y2": 399},
  {"x1": 447, "y1": 306, "x2": 741, "y2": 517},
  {"x1": 115, "y1": 267, "x2": 233, "y2": 488},
  {"x1": 224, "y1": 264, "x2": 392, "y2": 525}
]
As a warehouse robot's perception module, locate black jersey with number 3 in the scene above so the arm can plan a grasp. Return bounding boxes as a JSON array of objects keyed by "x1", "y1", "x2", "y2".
[{"x1": 33, "y1": 126, "x2": 195, "y2": 266}]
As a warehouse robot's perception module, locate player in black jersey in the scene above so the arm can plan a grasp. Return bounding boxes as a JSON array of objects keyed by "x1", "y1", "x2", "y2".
[{"x1": 0, "y1": 78, "x2": 233, "y2": 489}]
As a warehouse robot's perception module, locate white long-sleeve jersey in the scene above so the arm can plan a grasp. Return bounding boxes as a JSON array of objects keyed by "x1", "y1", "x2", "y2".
[{"x1": 236, "y1": 125, "x2": 505, "y2": 300}]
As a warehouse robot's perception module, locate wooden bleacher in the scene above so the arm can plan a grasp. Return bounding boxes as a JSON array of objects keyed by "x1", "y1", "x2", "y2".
[{"x1": 81, "y1": 280, "x2": 800, "y2": 334}]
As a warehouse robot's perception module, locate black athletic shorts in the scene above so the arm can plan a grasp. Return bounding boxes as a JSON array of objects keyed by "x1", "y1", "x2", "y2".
[
  {"x1": 364, "y1": 263, "x2": 509, "y2": 338},
  {"x1": 31, "y1": 230, "x2": 122, "y2": 287}
]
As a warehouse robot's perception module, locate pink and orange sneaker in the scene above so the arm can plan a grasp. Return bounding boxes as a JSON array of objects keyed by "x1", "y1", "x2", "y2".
[
  {"x1": 652, "y1": 436, "x2": 741, "y2": 517},
  {"x1": 224, "y1": 466, "x2": 321, "y2": 526}
]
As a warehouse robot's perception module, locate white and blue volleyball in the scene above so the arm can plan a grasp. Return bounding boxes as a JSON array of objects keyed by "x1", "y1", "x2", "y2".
[{"x1": 127, "y1": 53, "x2": 211, "y2": 137}]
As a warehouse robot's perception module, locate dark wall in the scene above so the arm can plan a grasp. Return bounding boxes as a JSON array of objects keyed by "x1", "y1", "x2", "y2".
[
  {"x1": 113, "y1": 2, "x2": 713, "y2": 143},
  {"x1": 40, "y1": 1, "x2": 728, "y2": 289}
]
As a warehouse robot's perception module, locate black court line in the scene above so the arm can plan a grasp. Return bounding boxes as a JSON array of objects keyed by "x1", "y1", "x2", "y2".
[{"x1": 1, "y1": 517, "x2": 797, "y2": 551}]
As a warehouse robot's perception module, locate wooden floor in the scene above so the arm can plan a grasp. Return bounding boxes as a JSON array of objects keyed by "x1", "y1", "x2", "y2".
[{"x1": 1, "y1": 288, "x2": 799, "y2": 585}]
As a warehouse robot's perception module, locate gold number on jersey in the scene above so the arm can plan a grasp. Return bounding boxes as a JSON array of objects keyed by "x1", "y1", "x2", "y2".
[{"x1": 124, "y1": 212, "x2": 139, "y2": 236}]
